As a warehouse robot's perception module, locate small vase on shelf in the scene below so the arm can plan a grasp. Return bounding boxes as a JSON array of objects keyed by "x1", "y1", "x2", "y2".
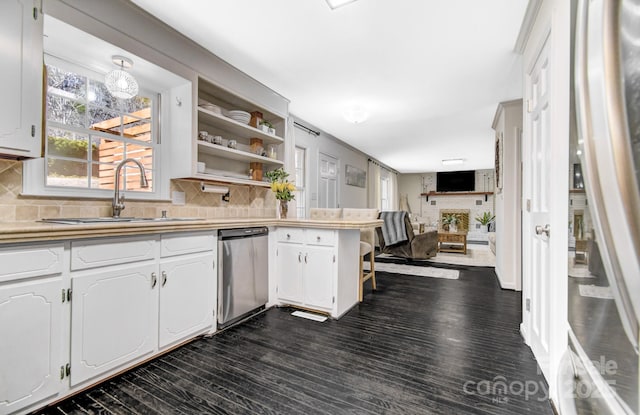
[{"x1": 279, "y1": 200, "x2": 288, "y2": 219}]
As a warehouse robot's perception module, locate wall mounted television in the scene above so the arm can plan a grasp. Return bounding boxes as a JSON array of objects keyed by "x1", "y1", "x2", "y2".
[{"x1": 436, "y1": 170, "x2": 476, "y2": 192}]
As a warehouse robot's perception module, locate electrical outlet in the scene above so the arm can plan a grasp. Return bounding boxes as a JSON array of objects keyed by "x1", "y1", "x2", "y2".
[{"x1": 526, "y1": 298, "x2": 531, "y2": 311}]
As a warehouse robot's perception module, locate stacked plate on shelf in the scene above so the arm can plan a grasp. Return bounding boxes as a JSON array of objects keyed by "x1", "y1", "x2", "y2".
[{"x1": 226, "y1": 110, "x2": 251, "y2": 125}]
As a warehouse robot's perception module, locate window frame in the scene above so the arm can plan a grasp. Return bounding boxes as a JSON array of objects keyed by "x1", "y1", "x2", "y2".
[{"x1": 22, "y1": 55, "x2": 166, "y2": 201}]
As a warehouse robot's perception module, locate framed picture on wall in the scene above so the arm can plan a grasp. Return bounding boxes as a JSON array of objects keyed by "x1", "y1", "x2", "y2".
[
  {"x1": 495, "y1": 132, "x2": 503, "y2": 192},
  {"x1": 345, "y1": 164, "x2": 366, "y2": 188}
]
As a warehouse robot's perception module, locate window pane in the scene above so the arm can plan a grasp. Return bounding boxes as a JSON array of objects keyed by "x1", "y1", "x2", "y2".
[
  {"x1": 123, "y1": 118, "x2": 152, "y2": 143},
  {"x1": 46, "y1": 95, "x2": 85, "y2": 127},
  {"x1": 88, "y1": 79, "x2": 118, "y2": 109},
  {"x1": 89, "y1": 106, "x2": 121, "y2": 136},
  {"x1": 47, "y1": 128, "x2": 89, "y2": 159},
  {"x1": 46, "y1": 158, "x2": 88, "y2": 187},
  {"x1": 47, "y1": 65, "x2": 86, "y2": 101},
  {"x1": 93, "y1": 161, "x2": 117, "y2": 190},
  {"x1": 120, "y1": 96, "x2": 153, "y2": 114}
]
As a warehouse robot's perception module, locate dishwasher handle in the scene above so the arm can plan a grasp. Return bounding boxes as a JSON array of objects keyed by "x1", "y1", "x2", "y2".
[{"x1": 218, "y1": 227, "x2": 268, "y2": 240}]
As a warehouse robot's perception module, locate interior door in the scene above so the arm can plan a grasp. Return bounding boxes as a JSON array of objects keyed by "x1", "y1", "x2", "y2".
[
  {"x1": 523, "y1": 34, "x2": 552, "y2": 379},
  {"x1": 318, "y1": 153, "x2": 338, "y2": 208}
]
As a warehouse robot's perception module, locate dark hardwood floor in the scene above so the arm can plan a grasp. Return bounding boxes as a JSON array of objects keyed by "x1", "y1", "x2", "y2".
[{"x1": 36, "y1": 264, "x2": 554, "y2": 415}]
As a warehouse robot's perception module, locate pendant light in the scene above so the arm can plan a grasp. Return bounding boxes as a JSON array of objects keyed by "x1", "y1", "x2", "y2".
[{"x1": 105, "y1": 55, "x2": 139, "y2": 99}]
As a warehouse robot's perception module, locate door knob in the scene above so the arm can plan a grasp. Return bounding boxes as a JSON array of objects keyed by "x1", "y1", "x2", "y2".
[{"x1": 535, "y1": 224, "x2": 551, "y2": 237}]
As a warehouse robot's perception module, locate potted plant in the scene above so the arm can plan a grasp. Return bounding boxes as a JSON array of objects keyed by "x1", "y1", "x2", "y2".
[
  {"x1": 265, "y1": 167, "x2": 295, "y2": 219},
  {"x1": 259, "y1": 120, "x2": 274, "y2": 134},
  {"x1": 442, "y1": 213, "x2": 460, "y2": 232},
  {"x1": 475, "y1": 211, "x2": 495, "y2": 233}
]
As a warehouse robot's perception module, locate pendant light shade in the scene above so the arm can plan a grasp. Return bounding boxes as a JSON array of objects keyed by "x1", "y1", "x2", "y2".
[{"x1": 105, "y1": 55, "x2": 139, "y2": 99}]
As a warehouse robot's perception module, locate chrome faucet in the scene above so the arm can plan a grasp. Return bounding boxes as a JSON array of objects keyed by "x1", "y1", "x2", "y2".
[{"x1": 112, "y1": 158, "x2": 149, "y2": 217}]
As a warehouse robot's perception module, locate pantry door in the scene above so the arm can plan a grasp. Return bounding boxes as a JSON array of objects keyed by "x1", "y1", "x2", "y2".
[{"x1": 318, "y1": 152, "x2": 338, "y2": 208}]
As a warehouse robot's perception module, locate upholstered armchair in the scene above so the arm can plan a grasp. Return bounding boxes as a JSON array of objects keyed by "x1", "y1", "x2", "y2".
[
  {"x1": 376, "y1": 212, "x2": 438, "y2": 259},
  {"x1": 309, "y1": 208, "x2": 343, "y2": 220}
]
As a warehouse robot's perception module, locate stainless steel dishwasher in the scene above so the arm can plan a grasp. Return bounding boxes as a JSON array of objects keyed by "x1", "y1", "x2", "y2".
[{"x1": 218, "y1": 227, "x2": 269, "y2": 327}]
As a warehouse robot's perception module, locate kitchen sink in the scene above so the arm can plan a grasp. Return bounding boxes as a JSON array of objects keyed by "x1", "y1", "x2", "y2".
[{"x1": 40, "y1": 217, "x2": 203, "y2": 225}]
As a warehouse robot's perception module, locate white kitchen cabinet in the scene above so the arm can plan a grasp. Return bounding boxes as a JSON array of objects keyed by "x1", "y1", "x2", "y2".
[
  {"x1": 0, "y1": 242, "x2": 64, "y2": 415},
  {"x1": 159, "y1": 232, "x2": 216, "y2": 348},
  {"x1": 0, "y1": 277, "x2": 63, "y2": 415},
  {"x1": 302, "y1": 247, "x2": 335, "y2": 310},
  {"x1": 276, "y1": 227, "x2": 359, "y2": 317},
  {"x1": 172, "y1": 76, "x2": 287, "y2": 187},
  {"x1": 70, "y1": 262, "x2": 158, "y2": 386},
  {"x1": 69, "y1": 232, "x2": 216, "y2": 386},
  {"x1": 0, "y1": 0, "x2": 43, "y2": 158},
  {"x1": 276, "y1": 242, "x2": 304, "y2": 304}
]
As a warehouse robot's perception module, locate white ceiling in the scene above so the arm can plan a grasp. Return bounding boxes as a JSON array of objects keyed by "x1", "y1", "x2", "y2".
[{"x1": 130, "y1": 0, "x2": 527, "y2": 173}]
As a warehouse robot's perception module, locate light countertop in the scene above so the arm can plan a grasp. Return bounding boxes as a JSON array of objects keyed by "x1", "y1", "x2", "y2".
[{"x1": 0, "y1": 218, "x2": 383, "y2": 244}]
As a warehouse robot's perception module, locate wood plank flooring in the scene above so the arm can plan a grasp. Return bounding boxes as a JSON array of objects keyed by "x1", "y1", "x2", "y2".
[{"x1": 36, "y1": 264, "x2": 554, "y2": 415}]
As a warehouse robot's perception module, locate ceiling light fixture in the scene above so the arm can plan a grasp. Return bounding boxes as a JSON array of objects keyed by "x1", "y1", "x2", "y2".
[
  {"x1": 326, "y1": 0, "x2": 359, "y2": 10},
  {"x1": 442, "y1": 158, "x2": 465, "y2": 166},
  {"x1": 343, "y1": 106, "x2": 369, "y2": 124},
  {"x1": 105, "y1": 55, "x2": 139, "y2": 99}
]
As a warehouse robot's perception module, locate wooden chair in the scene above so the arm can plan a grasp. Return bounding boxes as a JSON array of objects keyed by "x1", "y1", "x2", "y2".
[{"x1": 342, "y1": 208, "x2": 379, "y2": 301}]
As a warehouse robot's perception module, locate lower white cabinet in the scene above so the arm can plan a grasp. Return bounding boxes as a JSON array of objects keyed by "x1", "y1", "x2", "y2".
[
  {"x1": 70, "y1": 263, "x2": 158, "y2": 386},
  {"x1": 276, "y1": 227, "x2": 359, "y2": 317},
  {"x1": 158, "y1": 251, "x2": 216, "y2": 348},
  {"x1": 0, "y1": 276, "x2": 63, "y2": 415}
]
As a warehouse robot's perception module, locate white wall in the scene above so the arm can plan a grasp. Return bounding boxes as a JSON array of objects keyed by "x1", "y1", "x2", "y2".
[
  {"x1": 492, "y1": 100, "x2": 522, "y2": 291},
  {"x1": 398, "y1": 170, "x2": 495, "y2": 241},
  {"x1": 293, "y1": 116, "x2": 369, "y2": 216}
]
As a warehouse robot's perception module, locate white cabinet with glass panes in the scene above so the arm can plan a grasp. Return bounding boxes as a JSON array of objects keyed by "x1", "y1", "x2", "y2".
[
  {"x1": 0, "y1": 0, "x2": 43, "y2": 158},
  {"x1": 170, "y1": 76, "x2": 287, "y2": 187}
]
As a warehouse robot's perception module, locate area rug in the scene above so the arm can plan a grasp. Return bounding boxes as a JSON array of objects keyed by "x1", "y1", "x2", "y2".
[
  {"x1": 578, "y1": 284, "x2": 614, "y2": 300},
  {"x1": 364, "y1": 261, "x2": 459, "y2": 279},
  {"x1": 568, "y1": 262, "x2": 596, "y2": 279},
  {"x1": 377, "y1": 246, "x2": 495, "y2": 267}
]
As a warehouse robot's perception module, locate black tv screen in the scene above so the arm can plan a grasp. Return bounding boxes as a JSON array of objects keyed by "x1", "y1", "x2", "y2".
[{"x1": 436, "y1": 170, "x2": 475, "y2": 192}]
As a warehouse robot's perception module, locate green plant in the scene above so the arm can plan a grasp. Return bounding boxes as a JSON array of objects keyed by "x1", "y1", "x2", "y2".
[
  {"x1": 259, "y1": 120, "x2": 274, "y2": 128},
  {"x1": 475, "y1": 211, "x2": 495, "y2": 225},
  {"x1": 265, "y1": 168, "x2": 295, "y2": 202},
  {"x1": 442, "y1": 213, "x2": 460, "y2": 225}
]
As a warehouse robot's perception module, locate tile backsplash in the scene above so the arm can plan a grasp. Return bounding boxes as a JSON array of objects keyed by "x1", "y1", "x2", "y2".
[{"x1": 0, "y1": 160, "x2": 277, "y2": 222}]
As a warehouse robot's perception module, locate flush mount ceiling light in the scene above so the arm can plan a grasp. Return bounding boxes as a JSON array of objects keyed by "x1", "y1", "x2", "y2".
[
  {"x1": 105, "y1": 55, "x2": 139, "y2": 99},
  {"x1": 442, "y1": 158, "x2": 465, "y2": 166},
  {"x1": 342, "y1": 106, "x2": 369, "y2": 124},
  {"x1": 326, "y1": 0, "x2": 359, "y2": 10}
]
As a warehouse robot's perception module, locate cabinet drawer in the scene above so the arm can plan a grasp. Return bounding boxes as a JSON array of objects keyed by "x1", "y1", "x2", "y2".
[
  {"x1": 161, "y1": 232, "x2": 215, "y2": 257},
  {"x1": 71, "y1": 236, "x2": 157, "y2": 270},
  {"x1": 278, "y1": 228, "x2": 305, "y2": 244},
  {"x1": 0, "y1": 243, "x2": 64, "y2": 283},
  {"x1": 305, "y1": 229, "x2": 335, "y2": 246}
]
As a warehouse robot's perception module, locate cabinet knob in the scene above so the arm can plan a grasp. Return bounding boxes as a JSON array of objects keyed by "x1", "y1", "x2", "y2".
[
  {"x1": 151, "y1": 272, "x2": 157, "y2": 288},
  {"x1": 298, "y1": 252, "x2": 302, "y2": 262},
  {"x1": 161, "y1": 271, "x2": 167, "y2": 287},
  {"x1": 304, "y1": 253, "x2": 308, "y2": 264},
  {"x1": 317, "y1": 236, "x2": 321, "y2": 241},
  {"x1": 287, "y1": 233, "x2": 291, "y2": 239}
]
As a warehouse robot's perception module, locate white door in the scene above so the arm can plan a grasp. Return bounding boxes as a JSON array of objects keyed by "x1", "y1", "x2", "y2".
[
  {"x1": 318, "y1": 153, "x2": 338, "y2": 208},
  {"x1": 158, "y1": 253, "x2": 215, "y2": 349},
  {"x1": 276, "y1": 243, "x2": 304, "y2": 303},
  {"x1": 303, "y1": 246, "x2": 334, "y2": 310},
  {"x1": 523, "y1": 36, "x2": 552, "y2": 379},
  {"x1": 70, "y1": 263, "x2": 158, "y2": 386},
  {"x1": 0, "y1": 277, "x2": 62, "y2": 414}
]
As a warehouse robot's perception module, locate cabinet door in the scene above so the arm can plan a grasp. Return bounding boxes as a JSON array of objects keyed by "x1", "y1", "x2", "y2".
[
  {"x1": 0, "y1": 277, "x2": 62, "y2": 414},
  {"x1": 70, "y1": 263, "x2": 157, "y2": 386},
  {"x1": 303, "y1": 246, "x2": 334, "y2": 310},
  {"x1": 0, "y1": 0, "x2": 43, "y2": 157},
  {"x1": 158, "y1": 252, "x2": 215, "y2": 348},
  {"x1": 276, "y1": 243, "x2": 304, "y2": 303}
]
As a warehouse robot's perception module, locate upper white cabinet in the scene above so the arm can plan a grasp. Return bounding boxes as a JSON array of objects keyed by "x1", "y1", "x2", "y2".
[
  {"x1": 0, "y1": 0, "x2": 43, "y2": 159},
  {"x1": 172, "y1": 76, "x2": 286, "y2": 187}
]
